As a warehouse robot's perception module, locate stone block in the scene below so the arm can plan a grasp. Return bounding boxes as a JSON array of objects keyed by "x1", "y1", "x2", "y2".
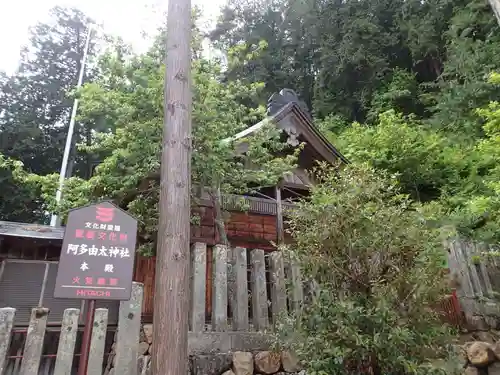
[
  {"x1": 254, "y1": 351, "x2": 281, "y2": 374},
  {"x1": 464, "y1": 367, "x2": 479, "y2": 375},
  {"x1": 233, "y1": 351, "x2": 253, "y2": 375},
  {"x1": 493, "y1": 341, "x2": 500, "y2": 360},
  {"x1": 466, "y1": 341, "x2": 495, "y2": 367},
  {"x1": 190, "y1": 353, "x2": 232, "y2": 375},
  {"x1": 469, "y1": 316, "x2": 489, "y2": 331},
  {"x1": 475, "y1": 331, "x2": 496, "y2": 344},
  {"x1": 188, "y1": 332, "x2": 271, "y2": 354},
  {"x1": 489, "y1": 362, "x2": 500, "y2": 375},
  {"x1": 138, "y1": 342, "x2": 150, "y2": 355}
]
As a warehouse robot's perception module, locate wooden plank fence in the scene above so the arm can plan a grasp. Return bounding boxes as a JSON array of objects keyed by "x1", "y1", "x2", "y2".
[
  {"x1": 0, "y1": 242, "x2": 307, "y2": 374},
  {"x1": 189, "y1": 243, "x2": 305, "y2": 332},
  {"x1": 198, "y1": 240, "x2": 500, "y2": 331},
  {"x1": 2, "y1": 239, "x2": 486, "y2": 374},
  {"x1": 0, "y1": 282, "x2": 143, "y2": 375},
  {"x1": 445, "y1": 238, "x2": 500, "y2": 328}
]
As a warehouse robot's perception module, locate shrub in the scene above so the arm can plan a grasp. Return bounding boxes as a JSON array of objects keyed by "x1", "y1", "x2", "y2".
[{"x1": 275, "y1": 163, "x2": 458, "y2": 375}]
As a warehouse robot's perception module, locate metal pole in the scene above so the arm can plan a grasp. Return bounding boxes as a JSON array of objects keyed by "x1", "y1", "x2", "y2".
[
  {"x1": 50, "y1": 25, "x2": 94, "y2": 227},
  {"x1": 78, "y1": 299, "x2": 96, "y2": 375}
]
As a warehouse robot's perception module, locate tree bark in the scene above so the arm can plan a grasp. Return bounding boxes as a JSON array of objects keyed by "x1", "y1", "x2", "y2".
[
  {"x1": 488, "y1": 0, "x2": 500, "y2": 27},
  {"x1": 151, "y1": 0, "x2": 192, "y2": 372},
  {"x1": 210, "y1": 187, "x2": 230, "y2": 246}
]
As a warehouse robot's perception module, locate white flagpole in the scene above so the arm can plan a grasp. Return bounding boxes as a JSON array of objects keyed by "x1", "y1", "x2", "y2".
[{"x1": 50, "y1": 24, "x2": 94, "y2": 227}]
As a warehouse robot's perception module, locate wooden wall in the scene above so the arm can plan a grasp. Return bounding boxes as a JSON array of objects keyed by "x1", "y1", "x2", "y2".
[
  {"x1": 226, "y1": 212, "x2": 277, "y2": 250},
  {"x1": 134, "y1": 255, "x2": 156, "y2": 322},
  {"x1": 190, "y1": 205, "x2": 217, "y2": 245},
  {"x1": 133, "y1": 211, "x2": 279, "y2": 321}
]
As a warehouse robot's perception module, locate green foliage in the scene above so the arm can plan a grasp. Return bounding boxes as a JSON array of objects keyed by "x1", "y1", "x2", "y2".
[
  {"x1": 39, "y1": 44, "x2": 297, "y2": 252},
  {"x1": 0, "y1": 154, "x2": 46, "y2": 222},
  {"x1": 428, "y1": 0, "x2": 500, "y2": 136},
  {"x1": 0, "y1": 6, "x2": 109, "y2": 220},
  {"x1": 4, "y1": 0, "x2": 500, "y2": 244},
  {"x1": 275, "y1": 164, "x2": 458, "y2": 375},
  {"x1": 210, "y1": 0, "x2": 500, "y2": 135},
  {"x1": 445, "y1": 95, "x2": 500, "y2": 242},
  {"x1": 0, "y1": 7, "x2": 102, "y2": 175},
  {"x1": 334, "y1": 110, "x2": 470, "y2": 202},
  {"x1": 367, "y1": 69, "x2": 423, "y2": 122}
]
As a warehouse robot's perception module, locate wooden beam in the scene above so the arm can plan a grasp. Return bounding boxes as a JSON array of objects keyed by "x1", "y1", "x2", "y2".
[{"x1": 275, "y1": 185, "x2": 284, "y2": 244}]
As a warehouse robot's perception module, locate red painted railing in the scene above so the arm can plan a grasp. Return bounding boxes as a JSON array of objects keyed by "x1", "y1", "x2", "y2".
[{"x1": 438, "y1": 290, "x2": 465, "y2": 328}]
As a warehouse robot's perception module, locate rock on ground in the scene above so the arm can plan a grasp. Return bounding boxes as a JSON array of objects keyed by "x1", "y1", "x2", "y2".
[
  {"x1": 190, "y1": 354, "x2": 232, "y2": 375},
  {"x1": 466, "y1": 341, "x2": 495, "y2": 367},
  {"x1": 233, "y1": 351, "x2": 253, "y2": 375},
  {"x1": 490, "y1": 362, "x2": 500, "y2": 375},
  {"x1": 254, "y1": 351, "x2": 281, "y2": 374},
  {"x1": 464, "y1": 366, "x2": 480, "y2": 375}
]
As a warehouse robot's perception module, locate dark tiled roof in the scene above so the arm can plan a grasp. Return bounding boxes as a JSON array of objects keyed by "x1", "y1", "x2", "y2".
[{"x1": 0, "y1": 221, "x2": 64, "y2": 240}]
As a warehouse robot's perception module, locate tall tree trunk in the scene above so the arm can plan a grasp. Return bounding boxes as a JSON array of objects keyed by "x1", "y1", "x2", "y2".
[
  {"x1": 151, "y1": 0, "x2": 192, "y2": 372},
  {"x1": 210, "y1": 187, "x2": 229, "y2": 246},
  {"x1": 488, "y1": 0, "x2": 500, "y2": 26}
]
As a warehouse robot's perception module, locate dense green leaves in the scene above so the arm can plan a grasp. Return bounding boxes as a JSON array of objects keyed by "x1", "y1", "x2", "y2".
[
  {"x1": 334, "y1": 110, "x2": 470, "y2": 202},
  {"x1": 0, "y1": 6, "x2": 107, "y2": 221},
  {"x1": 3, "y1": 0, "x2": 500, "y2": 242},
  {"x1": 0, "y1": 154, "x2": 45, "y2": 222},
  {"x1": 33, "y1": 44, "x2": 297, "y2": 252},
  {"x1": 3, "y1": 1, "x2": 500, "y2": 370},
  {"x1": 0, "y1": 7, "x2": 101, "y2": 176},
  {"x1": 275, "y1": 164, "x2": 458, "y2": 375}
]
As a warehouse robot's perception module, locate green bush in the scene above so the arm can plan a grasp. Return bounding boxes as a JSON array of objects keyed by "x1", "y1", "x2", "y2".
[{"x1": 275, "y1": 163, "x2": 458, "y2": 375}]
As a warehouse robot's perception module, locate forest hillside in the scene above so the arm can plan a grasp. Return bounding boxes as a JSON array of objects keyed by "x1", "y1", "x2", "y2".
[{"x1": 2, "y1": 1, "x2": 500, "y2": 245}]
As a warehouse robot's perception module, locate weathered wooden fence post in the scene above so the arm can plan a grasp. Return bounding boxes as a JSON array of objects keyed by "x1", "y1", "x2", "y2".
[
  {"x1": 212, "y1": 244, "x2": 228, "y2": 331},
  {"x1": 20, "y1": 308, "x2": 49, "y2": 375},
  {"x1": 53, "y1": 308, "x2": 80, "y2": 375},
  {"x1": 190, "y1": 242, "x2": 207, "y2": 332},
  {"x1": 250, "y1": 249, "x2": 269, "y2": 330},
  {"x1": 0, "y1": 307, "x2": 15, "y2": 374},
  {"x1": 114, "y1": 282, "x2": 144, "y2": 375},
  {"x1": 269, "y1": 251, "x2": 286, "y2": 324},
  {"x1": 0, "y1": 288, "x2": 144, "y2": 375},
  {"x1": 287, "y1": 259, "x2": 304, "y2": 314},
  {"x1": 88, "y1": 308, "x2": 109, "y2": 375},
  {"x1": 233, "y1": 247, "x2": 249, "y2": 331}
]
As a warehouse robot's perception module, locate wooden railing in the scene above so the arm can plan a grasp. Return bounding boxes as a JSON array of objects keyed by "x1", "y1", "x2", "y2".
[
  {"x1": 0, "y1": 283, "x2": 143, "y2": 375},
  {"x1": 190, "y1": 243, "x2": 304, "y2": 332},
  {"x1": 193, "y1": 191, "x2": 297, "y2": 217},
  {"x1": 445, "y1": 238, "x2": 500, "y2": 329}
]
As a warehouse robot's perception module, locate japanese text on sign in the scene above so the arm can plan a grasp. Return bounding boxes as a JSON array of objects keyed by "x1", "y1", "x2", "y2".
[
  {"x1": 66, "y1": 244, "x2": 130, "y2": 258},
  {"x1": 53, "y1": 202, "x2": 137, "y2": 301}
]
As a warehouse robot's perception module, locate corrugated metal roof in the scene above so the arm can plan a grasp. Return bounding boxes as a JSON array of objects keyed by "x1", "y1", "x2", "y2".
[{"x1": 0, "y1": 221, "x2": 64, "y2": 240}]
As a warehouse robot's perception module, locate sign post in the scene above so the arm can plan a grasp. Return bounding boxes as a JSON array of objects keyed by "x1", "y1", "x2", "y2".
[{"x1": 53, "y1": 201, "x2": 137, "y2": 375}]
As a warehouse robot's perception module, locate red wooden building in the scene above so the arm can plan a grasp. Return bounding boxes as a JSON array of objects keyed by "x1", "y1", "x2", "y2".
[{"x1": 0, "y1": 89, "x2": 347, "y2": 325}]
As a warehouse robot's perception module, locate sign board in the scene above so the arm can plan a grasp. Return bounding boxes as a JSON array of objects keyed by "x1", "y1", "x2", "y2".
[{"x1": 54, "y1": 202, "x2": 138, "y2": 301}]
